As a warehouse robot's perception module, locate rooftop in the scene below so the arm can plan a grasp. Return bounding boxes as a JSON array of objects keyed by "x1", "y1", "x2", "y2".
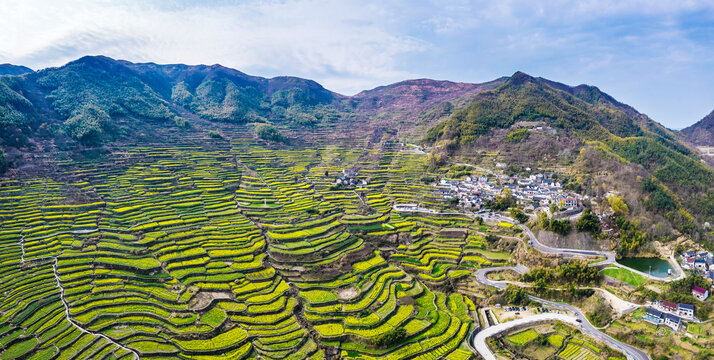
[{"x1": 665, "y1": 313, "x2": 681, "y2": 322}]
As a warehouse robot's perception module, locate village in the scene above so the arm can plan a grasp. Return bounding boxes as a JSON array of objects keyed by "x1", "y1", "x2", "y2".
[
  {"x1": 436, "y1": 171, "x2": 583, "y2": 212},
  {"x1": 434, "y1": 169, "x2": 714, "y2": 337},
  {"x1": 680, "y1": 250, "x2": 714, "y2": 282}
]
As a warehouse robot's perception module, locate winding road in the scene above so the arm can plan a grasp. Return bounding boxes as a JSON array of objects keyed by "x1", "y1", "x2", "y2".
[
  {"x1": 393, "y1": 205, "x2": 616, "y2": 265},
  {"x1": 473, "y1": 314, "x2": 582, "y2": 360},
  {"x1": 477, "y1": 212, "x2": 617, "y2": 267},
  {"x1": 470, "y1": 214, "x2": 649, "y2": 359},
  {"x1": 475, "y1": 267, "x2": 640, "y2": 314},
  {"x1": 391, "y1": 204, "x2": 677, "y2": 360},
  {"x1": 474, "y1": 267, "x2": 650, "y2": 360}
]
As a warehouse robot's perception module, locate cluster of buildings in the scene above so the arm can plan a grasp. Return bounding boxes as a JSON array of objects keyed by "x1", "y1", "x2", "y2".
[
  {"x1": 436, "y1": 172, "x2": 582, "y2": 211},
  {"x1": 639, "y1": 251, "x2": 712, "y2": 333},
  {"x1": 644, "y1": 301, "x2": 696, "y2": 332},
  {"x1": 334, "y1": 169, "x2": 368, "y2": 187},
  {"x1": 638, "y1": 251, "x2": 713, "y2": 333},
  {"x1": 680, "y1": 251, "x2": 714, "y2": 283}
]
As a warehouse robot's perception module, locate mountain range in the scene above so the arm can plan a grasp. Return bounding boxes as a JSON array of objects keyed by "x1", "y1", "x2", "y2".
[{"x1": 0, "y1": 55, "x2": 712, "y2": 245}]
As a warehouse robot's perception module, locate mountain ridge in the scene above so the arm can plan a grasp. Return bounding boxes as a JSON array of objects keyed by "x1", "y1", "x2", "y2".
[
  {"x1": 682, "y1": 109, "x2": 714, "y2": 146},
  {"x1": 0, "y1": 63, "x2": 33, "y2": 76},
  {"x1": 0, "y1": 55, "x2": 504, "y2": 149}
]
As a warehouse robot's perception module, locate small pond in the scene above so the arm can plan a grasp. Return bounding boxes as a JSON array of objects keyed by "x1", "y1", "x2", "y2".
[{"x1": 617, "y1": 257, "x2": 672, "y2": 278}]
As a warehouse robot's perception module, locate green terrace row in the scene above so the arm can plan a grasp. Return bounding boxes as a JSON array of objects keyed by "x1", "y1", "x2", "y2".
[{"x1": 0, "y1": 144, "x2": 487, "y2": 360}]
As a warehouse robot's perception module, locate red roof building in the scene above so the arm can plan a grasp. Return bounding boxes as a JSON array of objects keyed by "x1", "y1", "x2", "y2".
[
  {"x1": 662, "y1": 300, "x2": 677, "y2": 312},
  {"x1": 693, "y1": 286, "x2": 709, "y2": 301}
]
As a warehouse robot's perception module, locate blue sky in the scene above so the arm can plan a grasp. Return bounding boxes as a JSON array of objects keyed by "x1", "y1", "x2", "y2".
[{"x1": 1, "y1": 0, "x2": 714, "y2": 128}]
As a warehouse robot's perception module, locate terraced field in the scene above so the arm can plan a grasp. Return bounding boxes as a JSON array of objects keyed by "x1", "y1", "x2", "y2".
[{"x1": 0, "y1": 143, "x2": 487, "y2": 359}]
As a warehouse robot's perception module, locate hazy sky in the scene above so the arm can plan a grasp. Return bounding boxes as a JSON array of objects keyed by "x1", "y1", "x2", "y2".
[{"x1": 2, "y1": 0, "x2": 713, "y2": 128}]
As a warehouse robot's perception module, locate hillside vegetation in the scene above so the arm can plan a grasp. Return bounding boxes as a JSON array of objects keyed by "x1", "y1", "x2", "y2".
[
  {"x1": 682, "y1": 109, "x2": 714, "y2": 146},
  {"x1": 0, "y1": 56, "x2": 346, "y2": 153},
  {"x1": 424, "y1": 72, "x2": 714, "y2": 246}
]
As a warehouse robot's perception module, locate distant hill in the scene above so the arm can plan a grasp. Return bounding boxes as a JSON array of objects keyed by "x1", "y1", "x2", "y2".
[
  {"x1": 424, "y1": 71, "x2": 713, "y2": 245},
  {"x1": 351, "y1": 78, "x2": 505, "y2": 140},
  {"x1": 682, "y1": 110, "x2": 714, "y2": 146},
  {"x1": 0, "y1": 64, "x2": 33, "y2": 76},
  {"x1": 0, "y1": 55, "x2": 348, "y2": 149},
  {"x1": 0, "y1": 56, "x2": 499, "y2": 151}
]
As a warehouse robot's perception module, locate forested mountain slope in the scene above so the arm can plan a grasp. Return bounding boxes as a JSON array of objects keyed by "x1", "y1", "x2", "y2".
[
  {"x1": 682, "y1": 109, "x2": 714, "y2": 146},
  {"x1": 425, "y1": 72, "x2": 714, "y2": 246},
  {"x1": 0, "y1": 64, "x2": 33, "y2": 76},
  {"x1": 0, "y1": 56, "x2": 495, "y2": 171}
]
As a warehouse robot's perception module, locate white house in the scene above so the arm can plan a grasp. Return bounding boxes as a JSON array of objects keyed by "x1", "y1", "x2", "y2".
[
  {"x1": 678, "y1": 303, "x2": 695, "y2": 319},
  {"x1": 660, "y1": 301, "x2": 678, "y2": 313},
  {"x1": 664, "y1": 314, "x2": 681, "y2": 332},
  {"x1": 563, "y1": 197, "x2": 579, "y2": 208},
  {"x1": 693, "y1": 286, "x2": 709, "y2": 301},
  {"x1": 695, "y1": 259, "x2": 707, "y2": 271}
]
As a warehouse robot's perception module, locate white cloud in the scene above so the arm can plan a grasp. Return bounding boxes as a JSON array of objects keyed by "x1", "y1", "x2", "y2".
[
  {"x1": 1, "y1": 0, "x2": 714, "y2": 126},
  {"x1": 0, "y1": 0, "x2": 427, "y2": 94}
]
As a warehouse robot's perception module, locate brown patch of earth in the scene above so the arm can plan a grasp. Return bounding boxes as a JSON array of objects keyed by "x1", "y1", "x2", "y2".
[
  {"x1": 337, "y1": 286, "x2": 358, "y2": 300},
  {"x1": 398, "y1": 296, "x2": 415, "y2": 305},
  {"x1": 189, "y1": 291, "x2": 234, "y2": 311}
]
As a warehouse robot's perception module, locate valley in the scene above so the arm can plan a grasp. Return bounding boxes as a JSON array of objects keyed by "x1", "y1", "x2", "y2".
[{"x1": 2, "y1": 56, "x2": 714, "y2": 360}]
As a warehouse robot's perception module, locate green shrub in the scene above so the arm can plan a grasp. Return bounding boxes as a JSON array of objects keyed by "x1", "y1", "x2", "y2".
[
  {"x1": 615, "y1": 216, "x2": 646, "y2": 254},
  {"x1": 504, "y1": 128, "x2": 529, "y2": 143},
  {"x1": 575, "y1": 208, "x2": 600, "y2": 233},
  {"x1": 548, "y1": 218, "x2": 571, "y2": 235},
  {"x1": 0, "y1": 148, "x2": 8, "y2": 174},
  {"x1": 372, "y1": 327, "x2": 406, "y2": 347},
  {"x1": 255, "y1": 124, "x2": 286, "y2": 143},
  {"x1": 62, "y1": 105, "x2": 111, "y2": 145},
  {"x1": 503, "y1": 285, "x2": 530, "y2": 305},
  {"x1": 174, "y1": 117, "x2": 190, "y2": 128},
  {"x1": 586, "y1": 298, "x2": 613, "y2": 327},
  {"x1": 509, "y1": 208, "x2": 529, "y2": 223}
]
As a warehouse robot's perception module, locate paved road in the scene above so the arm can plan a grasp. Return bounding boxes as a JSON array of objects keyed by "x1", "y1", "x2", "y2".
[
  {"x1": 479, "y1": 212, "x2": 616, "y2": 266},
  {"x1": 393, "y1": 204, "x2": 650, "y2": 359},
  {"x1": 473, "y1": 314, "x2": 582, "y2": 360},
  {"x1": 475, "y1": 266, "x2": 527, "y2": 290},
  {"x1": 396, "y1": 205, "x2": 686, "y2": 283},
  {"x1": 476, "y1": 267, "x2": 640, "y2": 314},
  {"x1": 474, "y1": 267, "x2": 650, "y2": 360},
  {"x1": 392, "y1": 206, "x2": 615, "y2": 265},
  {"x1": 531, "y1": 296, "x2": 649, "y2": 360}
]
